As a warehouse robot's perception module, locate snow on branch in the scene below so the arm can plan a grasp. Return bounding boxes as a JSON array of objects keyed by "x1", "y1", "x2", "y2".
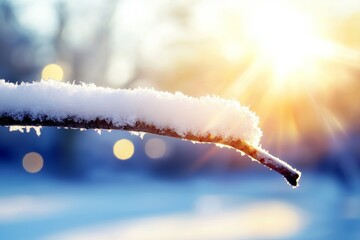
[{"x1": 0, "y1": 80, "x2": 300, "y2": 187}]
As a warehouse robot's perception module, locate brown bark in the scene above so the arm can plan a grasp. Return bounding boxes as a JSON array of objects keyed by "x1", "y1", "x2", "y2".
[{"x1": 0, "y1": 112, "x2": 301, "y2": 187}]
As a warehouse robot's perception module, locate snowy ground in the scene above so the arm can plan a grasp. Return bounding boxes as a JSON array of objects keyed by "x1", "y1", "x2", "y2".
[
  {"x1": 0, "y1": 128, "x2": 359, "y2": 239},
  {"x1": 0, "y1": 168, "x2": 358, "y2": 240}
]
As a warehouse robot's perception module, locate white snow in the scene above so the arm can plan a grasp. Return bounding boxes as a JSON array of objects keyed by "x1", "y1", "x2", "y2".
[
  {"x1": 9, "y1": 125, "x2": 42, "y2": 136},
  {"x1": 0, "y1": 80, "x2": 262, "y2": 146}
]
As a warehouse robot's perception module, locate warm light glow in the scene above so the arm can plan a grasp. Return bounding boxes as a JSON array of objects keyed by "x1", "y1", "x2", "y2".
[
  {"x1": 219, "y1": 1, "x2": 348, "y2": 147},
  {"x1": 22, "y1": 152, "x2": 44, "y2": 173},
  {"x1": 243, "y1": 2, "x2": 328, "y2": 85},
  {"x1": 145, "y1": 138, "x2": 167, "y2": 159},
  {"x1": 41, "y1": 63, "x2": 64, "y2": 81},
  {"x1": 221, "y1": 42, "x2": 243, "y2": 63},
  {"x1": 113, "y1": 139, "x2": 135, "y2": 160}
]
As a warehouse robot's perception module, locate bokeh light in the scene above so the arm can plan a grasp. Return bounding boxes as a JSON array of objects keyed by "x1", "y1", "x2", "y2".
[
  {"x1": 145, "y1": 138, "x2": 167, "y2": 159},
  {"x1": 0, "y1": 1, "x2": 359, "y2": 239},
  {"x1": 113, "y1": 139, "x2": 135, "y2": 160},
  {"x1": 41, "y1": 63, "x2": 64, "y2": 81},
  {"x1": 22, "y1": 152, "x2": 44, "y2": 173}
]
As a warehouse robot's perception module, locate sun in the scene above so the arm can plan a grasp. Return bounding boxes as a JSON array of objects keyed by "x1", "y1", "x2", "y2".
[
  {"x1": 217, "y1": 1, "x2": 350, "y2": 149},
  {"x1": 243, "y1": 2, "x2": 329, "y2": 88}
]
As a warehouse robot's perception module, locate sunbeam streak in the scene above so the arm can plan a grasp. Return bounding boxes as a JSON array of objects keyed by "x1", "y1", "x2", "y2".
[{"x1": 216, "y1": 0, "x2": 359, "y2": 153}]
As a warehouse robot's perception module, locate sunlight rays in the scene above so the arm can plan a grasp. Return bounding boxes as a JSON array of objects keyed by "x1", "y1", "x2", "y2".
[
  {"x1": 243, "y1": 2, "x2": 333, "y2": 88},
  {"x1": 213, "y1": 1, "x2": 360, "y2": 152}
]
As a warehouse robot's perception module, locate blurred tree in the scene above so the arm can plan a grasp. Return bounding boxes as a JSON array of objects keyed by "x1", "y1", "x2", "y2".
[
  {"x1": 0, "y1": 1, "x2": 38, "y2": 82},
  {"x1": 49, "y1": 0, "x2": 121, "y2": 177}
]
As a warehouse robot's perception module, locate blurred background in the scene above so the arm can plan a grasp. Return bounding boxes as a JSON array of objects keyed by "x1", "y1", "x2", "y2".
[{"x1": 0, "y1": 0, "x2": 359, "y2": 239}]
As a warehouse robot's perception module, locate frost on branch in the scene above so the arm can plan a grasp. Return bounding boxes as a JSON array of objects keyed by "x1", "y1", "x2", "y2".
[
  {"x1": 9, "y1": 125, "x2": 42, "y2": 136},
  {"x1": 0, "y1": 80, "x2": 301, "y2": 187}
]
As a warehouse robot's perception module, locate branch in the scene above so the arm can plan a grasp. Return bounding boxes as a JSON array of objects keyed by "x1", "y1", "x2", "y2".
[
  {"x1": 0, "y1": 113, "x2": 301, "y2": 187},
  {"x1": 0, "y1": 80, "x2": 301, "y2": 187}
]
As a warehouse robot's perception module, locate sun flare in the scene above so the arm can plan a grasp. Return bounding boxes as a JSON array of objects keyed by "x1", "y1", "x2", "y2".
[
  {"x1": 243, "y1": 2, "x2": 330, "y2": 87},
  {"x1": 216, "y1": 1, "x2": 356, "y2": 150}
]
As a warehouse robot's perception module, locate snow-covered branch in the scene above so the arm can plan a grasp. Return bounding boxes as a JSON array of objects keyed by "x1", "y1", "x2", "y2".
[{"x1": 0, "y1": 80, "x2": 300, "y2": 187}]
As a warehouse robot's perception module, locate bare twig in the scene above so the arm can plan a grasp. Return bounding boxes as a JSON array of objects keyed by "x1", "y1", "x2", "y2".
[{"x1": 0, "y1": 112, "x2": 301, "y2": 187}]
